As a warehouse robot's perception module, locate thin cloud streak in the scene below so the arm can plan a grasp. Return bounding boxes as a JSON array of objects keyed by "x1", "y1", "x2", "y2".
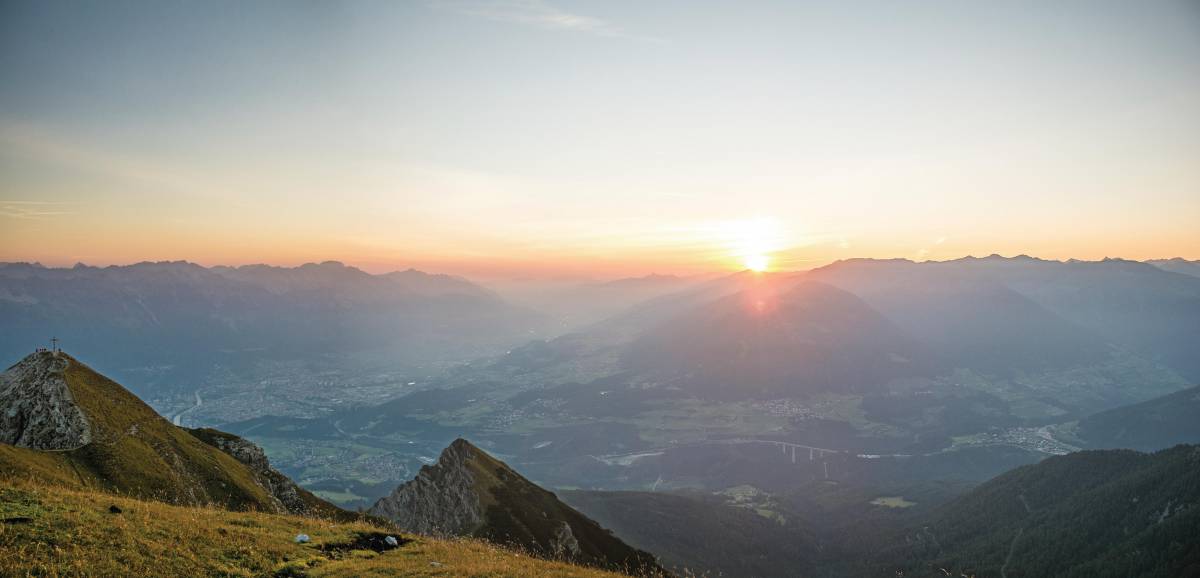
[
  {"x1": 0, "y1": 201, "x2": 78, "y2": 220},
  {"x1": 433, "y1": 0, "x2": 663, "y2": 42}
]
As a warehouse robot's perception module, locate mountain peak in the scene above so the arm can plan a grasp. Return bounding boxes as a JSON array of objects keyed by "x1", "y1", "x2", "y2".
[
  {"x1": 369, "y1": 438, "x2": 500, "y2": 537},
  {"x1": 0, "y1": 350, "x2": 91, "y2": 450},
  {"x1": 371, "y1": 438, "x2": 663, "y2": 574}
]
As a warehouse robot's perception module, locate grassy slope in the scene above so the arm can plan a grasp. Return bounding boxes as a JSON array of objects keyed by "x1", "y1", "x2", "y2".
[
  {"x1": 0, "y1": 353, "x2": 278, "y2": 511},
  {"x1": 187, "y1": 427, "x2": 355, "y2": 522},
  {"x1": 0, "y1": 480, "x2": 629, "y2": 578}
]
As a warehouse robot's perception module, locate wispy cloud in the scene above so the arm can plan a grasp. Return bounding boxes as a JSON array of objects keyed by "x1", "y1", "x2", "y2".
[
  {"x1": 433, "y1": 0, "x2": 661, "y2": 41},
  {"x1": 0, "y1": 201, "x2": 77, "y2": 220}
]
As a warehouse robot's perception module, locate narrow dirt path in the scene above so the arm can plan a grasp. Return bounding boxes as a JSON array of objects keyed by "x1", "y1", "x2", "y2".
[
  {"x1": 1000, "y1": 527, "x2": 1024, "y2": 578},
  {"x1": 1001, "y1": 493, "x2": 1032, "y2": 578}
]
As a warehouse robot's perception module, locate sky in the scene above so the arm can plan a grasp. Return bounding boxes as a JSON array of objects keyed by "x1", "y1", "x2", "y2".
[{"x1": 1, "y1": 0, "x2": 1198, "y2": 279}]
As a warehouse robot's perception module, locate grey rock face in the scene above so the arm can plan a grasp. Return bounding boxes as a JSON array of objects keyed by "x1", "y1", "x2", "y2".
[
  {"x1": 369, "y1": 439, "x2": 484, "y2": 535},
  {"x1": 191, "y1": 429, "x2": 308, "y2": 515},
  {"x1": 206, "y1": 433, "x2": 272, "y2": 471},
  {"x1": 0, "y1": 351, "x2": 91, "y2": 450},
  {"x1": 552, "y1": 520, "x2": 582, "y2": 559}
]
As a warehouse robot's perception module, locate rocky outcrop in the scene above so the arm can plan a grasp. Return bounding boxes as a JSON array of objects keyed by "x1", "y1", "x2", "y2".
[
  {"x1": 0, "y1": 351, "x2": 351, "y2": 520},
  {"x1": 369, "y1": 439, "x2": 666, "y2": 576},
  {"x1": 551, "y1": 520, "x2": 582, "y2": 558},
  {"x1": 0, "y1": 351, "x2": 91, "y2": 450},
  {"x1": 188, "y1": 428, "x2": 309, "y2": 515},
  {"x1": 369, "y1": 438, "x2": 484, "y2": 535}
]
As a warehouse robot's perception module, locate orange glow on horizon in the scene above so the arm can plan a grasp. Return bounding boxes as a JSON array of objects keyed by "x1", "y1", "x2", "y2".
[{"x1": 744, "y1": 255, "x2": 769, "y2": 272}]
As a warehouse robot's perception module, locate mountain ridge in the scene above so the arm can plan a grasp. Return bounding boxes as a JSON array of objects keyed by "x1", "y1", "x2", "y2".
[
  {"x1": 370, "y1": 438, "x2": 665, "y2": 575},
  {"x1": 0, "y1": 350, "x2": 346, "y2": 518},
  {"x1": 875, "y1": 445, "x2": 1200, "y2": 577}
]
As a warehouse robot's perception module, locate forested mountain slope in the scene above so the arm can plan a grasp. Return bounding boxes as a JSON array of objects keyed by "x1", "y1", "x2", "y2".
[{"x1": 874, "y1": 446, "x2": 1200, "y2": 577}]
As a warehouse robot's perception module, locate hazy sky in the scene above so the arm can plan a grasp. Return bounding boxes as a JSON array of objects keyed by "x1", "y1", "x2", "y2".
[{"x1": 2, "y1": 0, "x2": 1198, "y2": 278}]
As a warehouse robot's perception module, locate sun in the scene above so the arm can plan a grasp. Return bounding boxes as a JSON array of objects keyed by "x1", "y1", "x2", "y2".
[{"x1": 744, "y1": 254, "x2": 769, "y2": 272}]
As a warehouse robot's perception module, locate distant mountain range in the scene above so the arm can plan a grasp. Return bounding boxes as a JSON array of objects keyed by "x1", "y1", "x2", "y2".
[
  {"x1": 808, "y1": 257, "x2": 1113, "y2": 375},
  {"x1": 5, "y1": 256, "x2": 1195, "y2": 397},
  {"x1": 472, "y1": 255, "x2": 1198, "y2": 408},
  {"x1": 263, "y1": 255, "x2": 1199, "y2": 504},
  {"x1": 0, "y1": 261, "x2": 549, "y2": 394},
  {"x1": 810, "y1": 255, "x2": 1200, "y2": 381},
  {"x1": 1147, "y1": 257, "x2": 1200, "y2": 278}
]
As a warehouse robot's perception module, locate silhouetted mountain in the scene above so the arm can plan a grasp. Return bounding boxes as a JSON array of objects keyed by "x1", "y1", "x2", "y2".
[
  {"x1": 628, "y1": 281, "x2": 936, "y2": 400},
  {"x1": 211, "y1": 261, "x2": 498, "y2": 300},
  {"x1": 370, "y1": 439, "x2": 664, "y2": 575},
  {"x1": 1076, "y1": 385, "x2": 1200, "y2": 451}
]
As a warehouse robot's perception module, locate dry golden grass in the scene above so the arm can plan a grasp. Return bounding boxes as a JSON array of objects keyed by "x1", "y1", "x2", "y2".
[{"x1": 0, "y1": 479, "x2": 630, "y2": 577}]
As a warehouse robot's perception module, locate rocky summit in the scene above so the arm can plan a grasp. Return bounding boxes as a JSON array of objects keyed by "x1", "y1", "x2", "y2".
[
  {"x1": 0, "y1": 351, "x2": 91, "y2": 450},
  {"x1": 370, "y1": 438, "x2": 486, "y2": 535},
  {"x1": 371, "y1": 438, "x2": 664, "y2": 575}
]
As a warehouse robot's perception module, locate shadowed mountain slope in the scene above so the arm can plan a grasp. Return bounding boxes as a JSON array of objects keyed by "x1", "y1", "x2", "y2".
[
  {"x1": 370, "y1": 439, "x2": 664, "y2": 576},
  {"x1": 809, "y1": 259, "x2": 1113, "y2": 374},
  {"x1": 562, "y1": 489, "x2": 819, "y2": 578},
  {"x1": 873, "y1": 445, "x2": 1200, "y2": 577},
  {"x1": 627, "y1": 281, "x2": 935, "y2": 400},
  {"x1": 812, "y1": 256, "x2": 1200, "y2": 380},
  {"x1": 1076, "y1": 385, "x2": 1200, "y2": 451}
]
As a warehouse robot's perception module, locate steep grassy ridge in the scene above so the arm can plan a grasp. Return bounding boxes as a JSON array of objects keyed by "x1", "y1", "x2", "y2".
[{"x1": 0, "y1": 352, "x2": 283, "y2": 511}]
